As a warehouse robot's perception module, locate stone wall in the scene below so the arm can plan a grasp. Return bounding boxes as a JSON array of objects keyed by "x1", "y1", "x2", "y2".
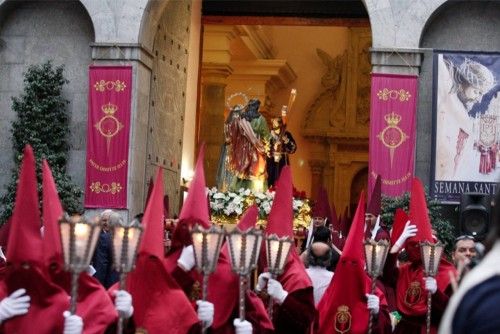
[{"x1": 0, "y1": 1, "x2": 94, "y2": 194}]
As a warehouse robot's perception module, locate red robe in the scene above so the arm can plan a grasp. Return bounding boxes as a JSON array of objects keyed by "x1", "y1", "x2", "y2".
[
  {"x1": 383, "y1": 253, "x2": 456, "y2": 334},
  {"x1": 0, "y1": 265, "x2": 69, "y2": 334},
  {"x1": 48, "y1": 267, "x2": 118, "y2": 334}
]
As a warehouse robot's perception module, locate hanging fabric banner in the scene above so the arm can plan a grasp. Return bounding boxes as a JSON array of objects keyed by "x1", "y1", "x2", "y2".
[
  {"x1": 368, "y1": 73, "x2": 418, "y2": 197},
  {"x1": 84, "y1": 66, "x2": 132, "y2": 208}
]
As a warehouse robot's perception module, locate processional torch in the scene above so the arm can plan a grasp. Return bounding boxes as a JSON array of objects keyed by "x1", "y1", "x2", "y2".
[
  {"x1": 264, "y1": 234, "x2": 293, "y2": 320},
  {"x1": 226, "y1": 227, "x2": 263, "y2": 322},
  {"x1": 420, "y1": 241, "x2": 444, "y2": 334},
  {"x1": 59, "y1": 214, "x2": 101, "y2": 314},
  {"x1": 191, "y1": 224, "x2": 225, "y2": 334},
  {"x1": 363, "y1": 239, "x2": 390, "y2": 334},
  {"x1": 111, "y1": 218, "x2": 143, "y2": 334}
]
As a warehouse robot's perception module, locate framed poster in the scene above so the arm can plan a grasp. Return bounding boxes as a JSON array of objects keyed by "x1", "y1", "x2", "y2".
[{"x1": 432, "y1": 51, "x2": 500, "y2": 202}]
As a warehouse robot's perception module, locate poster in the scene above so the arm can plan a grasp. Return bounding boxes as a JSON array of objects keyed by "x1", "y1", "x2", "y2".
[{"x1": 432, "y1": 52, "x2": 500, "y2": 202}]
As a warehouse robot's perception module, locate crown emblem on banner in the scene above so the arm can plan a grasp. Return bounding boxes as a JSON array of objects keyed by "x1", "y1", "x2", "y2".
[
  {"x1": 337, "y1": 305, "x2": 349, "y2": 313},
  {"x1": 102, "y1": 102, "x2": 118, "y2": 115},
  {"x1": 384, "y1": 112, "x2": 402, "y2": 126}
]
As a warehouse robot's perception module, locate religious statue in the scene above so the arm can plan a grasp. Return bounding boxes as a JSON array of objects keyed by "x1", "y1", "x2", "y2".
[
  {"x1": 226, "y1": 98, "x2": 270, "y2": 192},
  {"x1": 267, "y1": 89, "x2": 298, "y2": 187},
  {"x1": 216, "y1": 103, "x2": 244, "y2": 191},
  {"x1": 267, "y1": 110, "x2": 297, "y2": 187}
]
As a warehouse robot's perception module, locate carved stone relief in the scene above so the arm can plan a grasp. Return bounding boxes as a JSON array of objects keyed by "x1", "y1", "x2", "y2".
[
  {"x1": 304, "y1": 49, "x2": 347, "y2": 131},
  {"x1": 302, "y1": 27, "x2": 372, "y2": 213}
]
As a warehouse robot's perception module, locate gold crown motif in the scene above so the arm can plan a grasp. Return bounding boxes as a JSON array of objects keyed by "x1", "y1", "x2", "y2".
[
  {"x1": 337, "y1": 305, "x2": 349, "y2": 312},
  {"x1": 384, "y1": 112, "x2": 402, "y2": 126},
  {"x1": 102, "y1": 102, "x2": 118, "y2": 115}
]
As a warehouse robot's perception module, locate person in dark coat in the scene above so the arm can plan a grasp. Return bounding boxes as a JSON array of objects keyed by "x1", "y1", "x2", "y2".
[
  {"x1": 439, "y1": 189, "x2": 500, "y2": 334},
  {"x1": 92, "y1": 209, "x2": 119, "y2": 288}
]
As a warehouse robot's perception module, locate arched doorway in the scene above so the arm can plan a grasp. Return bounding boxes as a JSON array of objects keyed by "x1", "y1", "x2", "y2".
[{"x1": 199, "y1": 1, "x2": 372, "y2": 212}]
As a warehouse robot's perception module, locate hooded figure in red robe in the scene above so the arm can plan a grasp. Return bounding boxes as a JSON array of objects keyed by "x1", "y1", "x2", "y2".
[
  {"x1": 317, "y1": 191, "x2": 391, "y2": 334},
  {"x1": 255, "y1": 166, "x2": 316, "y2": 334},
  {"x1": 124, "y1": 168, "x2": 201, "y2": 333},
  {"x1": 166, "y1": 146, "x2": 272, "y2": 334},
  {"x1": 0, "y1": 145, "x2": 69, "y2": 333},
  {"x1": 384, "y1": 178, "x2": 456, "y2": 334},
  {"x1": 42, "y1": 160, "x2": 124, "y2": 334}
]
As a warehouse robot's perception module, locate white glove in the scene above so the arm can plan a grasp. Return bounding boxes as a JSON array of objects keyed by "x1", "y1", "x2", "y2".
[
  {"x1": 114, "y1": 290, "x2": 134, "y2": 318},
  {"x1": 177, "y1": 245, "x2": 196, "y2": 272},
  {"x1": 267, "y1": 278, "x2": 288, "y2": 304},
  {"x1": 391, "y1": 221, "x2": 418, "y2": 253},
  {"x1": 366, "y1": 293, "x2": 380, "y2": 315},
  {"x1": 63, "y1": 311, "x2": 83, "y2": 334},
  {"x1": 86, "y1": 265, "x2": 96, "y2": 276},
  {"x1": 424, "y1": 277, "x2": 437, "y2": 294},
  {"x1": 0, "y1": 246, "x2": 6, "y2": 262},
  {"x1": 196, "y1": 300, "x2": 214, "y2": 328},
  {"x1": 233, "y1": 318, "x2": 253, "y2": 334},
  {"x1": 255, "y1": 272, "x2": 271, "y2": 292},
  {"x1": 0, "y1": 288, "x2": 30, "y2": 324}
]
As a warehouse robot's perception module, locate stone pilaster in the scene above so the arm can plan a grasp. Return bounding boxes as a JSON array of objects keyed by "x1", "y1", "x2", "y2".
[
  {"x1": 370, "y1": 48, "x2": 423, "y2": 76},
  {"x1": 89, "y1": 43, "x2": 154, "y2": 221},
  {"x1": 200, "y1": 26, "x2": 236, "y2": 186}
]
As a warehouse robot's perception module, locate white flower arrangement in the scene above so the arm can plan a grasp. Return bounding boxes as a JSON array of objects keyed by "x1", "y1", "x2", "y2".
[{"x1": 207, "y1": 187, "x2": 310, "y2": 225}]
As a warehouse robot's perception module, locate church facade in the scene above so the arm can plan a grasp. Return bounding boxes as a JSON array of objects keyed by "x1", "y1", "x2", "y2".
[{"x1": 0, "y1": 0, "x2": 499, "y2": 220}]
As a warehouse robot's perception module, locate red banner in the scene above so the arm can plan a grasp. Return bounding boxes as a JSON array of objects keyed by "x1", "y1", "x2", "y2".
[
  {"x1": 368, "y1": 74, "x2": 418, "y2": 197},
  {"x1": 84, "y1": 66, "x2": 132, "y2": 208}
]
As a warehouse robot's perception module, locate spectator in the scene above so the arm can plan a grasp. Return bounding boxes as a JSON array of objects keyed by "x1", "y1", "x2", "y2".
[{"x1": 92, "y1": 209, "x2": 119, "y2": 288}]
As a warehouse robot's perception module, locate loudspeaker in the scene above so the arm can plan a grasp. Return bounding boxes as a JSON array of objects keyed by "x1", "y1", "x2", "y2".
[{"x1": 459, "y1": 193, "x2": 491, "y2": 240}]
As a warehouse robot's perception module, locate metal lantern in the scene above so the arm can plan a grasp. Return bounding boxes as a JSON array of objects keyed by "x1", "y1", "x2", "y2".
[
  {"x1": 265, "y1": 234, "x2": 293, "y2": 277},
  {"x1": 111, "y1": 218, "x2": 143, "y2": 334},
  {"x1": 264, "y1": 234, "x2": 293, "y2": 318},
  {"x1": 226, "y1": 227, "x2": 263, "y2": 321},
  {"x1": 420, "y1": 241, "x2": 444, "y2": 334},
  {"x1": 191, "y1": 224, "x2": 225, "y2": 334},
  {"x1": 59, "y1": 214, "x2": 101, "y2": 314},
  {"x1": 364, "y1": 239, "x2": 390, "y2": 334}
]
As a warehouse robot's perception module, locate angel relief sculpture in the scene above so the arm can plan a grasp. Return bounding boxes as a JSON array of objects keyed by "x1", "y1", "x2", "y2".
[{"x1": 304, "y1": 49, "x2": 347, "y2": 130}]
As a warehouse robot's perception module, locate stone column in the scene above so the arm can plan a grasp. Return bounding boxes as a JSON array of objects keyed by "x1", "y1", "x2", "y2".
[
  {"x1": 309, "y1": 159, "x2": 326, "y2": 203},
  {"x1": 199, "y1": 65, "x2": 232, "y2": 186},
  {"x1": 89, "y1": 43, "x2": 154, "y2": 221},
  {"x1": 199, "y1": 26, "x2": 236, "y2": 186},
  {"x1": 370, "y1": 48, "x2": 423, "y2": 75}
]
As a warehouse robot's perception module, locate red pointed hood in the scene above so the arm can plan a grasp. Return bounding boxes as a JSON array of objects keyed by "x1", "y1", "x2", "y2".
[
  {"x1": 264, "y1": 166, "x2": 311, "y2": 293},
  {"x1": 236, "y1": 205, "x2": 259, "y2": 231},
  {"x1": 390, "y1": 208, "x2": 409, "y2": 246},
  {"x1": 126, "y1": 255, "x2": 199, "y2": 333},
  {"x1": 312, "y1": 187, "x2": 332, "y2": 224},
  {"x1": 42, "y1": 160, "x2": 64, "y2": 266},
  {"x1": 0, "y1": 146, "x2": 70, "y2": 333},
  {"x1": 8, "y1": 145, "x2": 43, "y2": 265},
  {"x1": 367, "y1": 175, "x2": 381, "y2": 216},
  {"x1": 139, "y1": 168, "x2": 165, "y2": 258},
  {"x1": 317, "y1": 191, "x2": 369, "y2": 334},
  {"x1": 172, "y1": 145, "x2": 210, "y2": 251},
  {"x1": 178, "y1": 144, "x2": 210, "y2": 228},
  {"x1": 408, "y1": 178, "x2": 433, "y2": 243},
  {"x1": 265, "y1": 166, "x2": 293, "y2": 238}
]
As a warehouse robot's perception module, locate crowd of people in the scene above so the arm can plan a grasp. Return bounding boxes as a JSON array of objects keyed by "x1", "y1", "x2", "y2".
[{"x1": 0, "y1": 144, "x2": 498, "y2": 334}]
